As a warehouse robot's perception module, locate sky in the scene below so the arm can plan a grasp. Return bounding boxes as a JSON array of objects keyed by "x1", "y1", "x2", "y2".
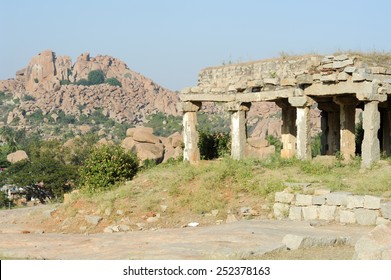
[{"x1": 0, "y1": 0, "x2": 390, "y2": 91}]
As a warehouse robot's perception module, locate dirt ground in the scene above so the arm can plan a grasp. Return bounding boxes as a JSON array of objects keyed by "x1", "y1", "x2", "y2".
[{"x1": 0, "y1": 204, "x2": 371, "y2": 260}]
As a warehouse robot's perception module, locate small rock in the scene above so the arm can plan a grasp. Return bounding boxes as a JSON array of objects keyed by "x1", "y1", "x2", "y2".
[
  {"x1": 240, "y1": 207, "x2": 251, "y2": 214},
  {"x1": 116, "y1": 210, "x2": 124, "y2": 215},
  {"x1": 104, "y1": 208, "x2": 112, "y2": 216},
  {"x1": 79, "y1": 226, "x2": 87, "y2": 231},
  {"x1": 146, "y1": 216, "x2": 159, "y2": 223},
  {"x1": 103, "y1": 226, "x2": 114, "y2": 233},
  {"x1": 119, "y1": 224, "x2": 130, "y2": 231},
  {"x1": 160, "y1": 205, "x2": 168, "y2": 212},
  {"x1": 136, "y1": 223, "x2": 145, "y2": 230},
  {"x1": 211, "y1": 209, "x2": 219, "y2": 217},
  {"x1": 226, "y1": 214, "x2": 238, "y2": 223},
  {"x1": 84, "y1": 215, "x2": 102, "y2": 225},
  {"x1": 187, "y1": 222, "x2": 199, "y2": 227}
]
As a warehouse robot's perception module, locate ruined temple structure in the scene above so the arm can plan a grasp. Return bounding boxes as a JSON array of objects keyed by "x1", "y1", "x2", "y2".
[{"x1": 178, "y1": 54, "x2": 391, "y2": 168}]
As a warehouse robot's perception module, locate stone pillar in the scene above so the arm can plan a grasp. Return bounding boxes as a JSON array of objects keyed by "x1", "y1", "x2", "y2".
[
  {"x1": 226, "y1": 102, "x2": 251, "y2": 160},
  {"x1": 380, "y1": 103, "x2": 391, "y2": 155},
  {"x1": 179, "y1": 101, "x2": 201, "y2": 163},
  {"x1": 335, "y1": 97, "x2": 357, "y2": 161},
  {"x1": 296, "y1": 106, "x2": 312, "y2": 160},
  {"x1": 326, "y1": 111, "x2": 340, "y2": 155},
  {"x1": 320, "y1": 111, "x2": 328, "y2": 155},
  {"x1": 361, "y1": 101, "x2": 380, "y2": 168},
  {"x1": 289, "y1": 96, "x2": 313, "y2": 160},
  {"x1": 276, "y1": 99, "x2": 296, "y2": 158}
]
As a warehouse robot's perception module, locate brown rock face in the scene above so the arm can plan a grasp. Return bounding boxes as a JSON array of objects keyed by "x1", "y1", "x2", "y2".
[{"x1": 4, "y1": 49, "x2": 179, "y2": 126}]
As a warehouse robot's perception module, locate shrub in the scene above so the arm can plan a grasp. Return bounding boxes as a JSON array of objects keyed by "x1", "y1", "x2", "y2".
[
  {"x1": 199, "y1": 130, "x2": 231, "y2": 159},
  {"x1": 78, "y1": 145, "x2": 139, "y2": 192},
  {"x1": 88, "y1": 70, "x2": 105, "y2": 85},
  {"x1": 60, "y1": 80, "x2": 71, "y2": 85},
  {"x1": 75, "y1": 79, "x2": 89, "y2": 86},
  {"x1": 105, "y1": 77, "x2": 122, "y2": 87},
  {"x1": 0, "y1": 191, "x2": 11, "y2": 208}
]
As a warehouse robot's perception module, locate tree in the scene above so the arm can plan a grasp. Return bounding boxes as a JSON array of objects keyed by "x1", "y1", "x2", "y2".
[
  {"x1": 78, "y1": 145, "x2": 139, "y2": 193},
  {"x1": 0, "y1": 140, "x2": 79, "y2": 203},
  {"x1": 105, "y1": 77, "x2": 122, "y2": 87},
  {"x1": 87, "y1": 70, "x2": 105, "y2": 85}
]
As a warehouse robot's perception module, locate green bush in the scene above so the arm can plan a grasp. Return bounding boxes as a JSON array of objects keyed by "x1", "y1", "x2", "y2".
[
  {"x1": 199, "y1": 130, "x2": 231, "y2": 160},
  {"x1": 75, "y1": 78, "x2": 89, "y2": 86},
  {"x1": 0, "y1": 191, "x2": 11, "y2": 208},
  {"x1": 78, "y1": 145, "x2": 139, "y2": 192},
  {"x1": 88, "y1": 70, "x2": 105, "y2": 85},
  {"x1": 105, "y1": 77, "x2": 122, "y2": 87}
]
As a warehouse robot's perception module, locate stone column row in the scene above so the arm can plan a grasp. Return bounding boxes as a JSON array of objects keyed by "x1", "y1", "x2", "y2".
[{"x1": 180, "y1": 97, "x2": 387, "y2": 167}]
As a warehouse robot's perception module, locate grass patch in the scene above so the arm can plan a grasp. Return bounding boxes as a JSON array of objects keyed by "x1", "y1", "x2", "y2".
[{"x1": 56, "y1": 156, "x2": 391, "y2": 232}]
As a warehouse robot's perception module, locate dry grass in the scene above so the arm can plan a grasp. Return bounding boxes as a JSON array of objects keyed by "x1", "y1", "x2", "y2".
[{"x1": 48, "y1": 156, "x2": 391, "y2": 233}]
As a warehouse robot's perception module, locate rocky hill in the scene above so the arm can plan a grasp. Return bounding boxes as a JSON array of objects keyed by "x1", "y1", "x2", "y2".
[{"x1": 0, "y1": 50, "x2": 179, "y2": 130}]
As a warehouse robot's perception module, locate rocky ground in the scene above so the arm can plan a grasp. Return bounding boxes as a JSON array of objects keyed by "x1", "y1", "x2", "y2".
[{"x1": 0, "y1": 204, "x2": 374, "y2": 260}]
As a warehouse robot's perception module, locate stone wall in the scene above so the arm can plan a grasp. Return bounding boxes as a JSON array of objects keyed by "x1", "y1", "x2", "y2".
[
  {"x1": 274, "y1": 189, "x2": 391, "y2": 226},
  {"x1": 182, "y1": 54, "x2": 391, "y2": 99}
]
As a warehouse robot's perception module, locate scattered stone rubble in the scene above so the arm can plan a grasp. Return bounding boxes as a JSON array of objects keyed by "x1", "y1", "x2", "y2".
[{"x1": 274, "y1": 188, "x2": 391, "y2": 226}]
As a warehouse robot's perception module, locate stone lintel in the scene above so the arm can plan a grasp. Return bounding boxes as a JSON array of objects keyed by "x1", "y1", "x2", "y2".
[
  {"x1": 225, "y1": 101, "x2": 251, "y2": 112},
  {"x1": 333, "y1": 96, "x2": 359, "y2": 106},
  {"x1": 177, "y1": 101, "x2": 202, "y2": 112},
  {"x1": 179, "y1": 88, "x2": 295, "y2": 102},
  {"x1": 288, "y1": 96, "x2": 315, "y2": 107}
]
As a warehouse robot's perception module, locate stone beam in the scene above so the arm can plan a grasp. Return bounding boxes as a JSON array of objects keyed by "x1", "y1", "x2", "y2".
[
  {"x1": 180, "y1": 102, "x2": 201, "y2": 163},
  {"x1": 361, "y1": 101, "x2": 381, "y2": 168},
  {"x1": 179, "y1": 88, "x2": 295, "y2": 103},
  {"x1": 227, "y1": 102, "x2": 251, "y2": 160}
]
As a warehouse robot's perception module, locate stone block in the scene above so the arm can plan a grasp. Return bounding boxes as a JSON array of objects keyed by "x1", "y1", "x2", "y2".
[
  {"x1": 355, "y1": 209, "x2": 378, "y2": 226},
  {"x1": 302, "y1": 206, "x2": 319, "y2": 221},
  {"x1": 376, "y1": 217, "x2": 390, "y2": 226},
  {"x1": 314, "y1": 189, "x2": 331, "y2": 195},
  {"x1": 364, "y1": 195, "x2": 381, "y2": 210},
  {"x1": 275, "y1": 192, "x2": 294, "y2": 204},
  {"x1": 283, "y1": 234, "x2": 348, "y2": 250},
  {"x1": 326, "y1": 192, "x2": 351, "y2": 206},
  {"x1": 380, "y1": 202, "x2": 391, "y2": 219},
  {"x1": 320, "y1": 73, "x2": 337, "y2": 82},
  {"x1": 334, "y1": 54, "x2": 349, "y2": 61},
  {"x1": 337, "y1": 72, "x2": 349, "y2": 81},
  {"x1": 319, "y1": 205, "x2": 337, "y2": 221},
  {"x1": 354, "y1": 224, "x2": 391, "y2": 260},
  {"x1": 344, "y1": 66, "x2": 356, "y2": 74},
  {"x1": 312, "y1": 196, "x2": 326, "y2": 205},
  {"x1": 339, "y1": 210, "x2": 356, "y2": 224},
  {"x1": 295, "y1": 194, "x2": 313, "y2": 206},
  {"x1": 247, "y1": 137, "x2": 269, "y2": 148},
  {"x1": 288, "y1": 206, "x2": 302, "y2": 221},
  {"x1": 280, "y1": 77, "x2": 296, "y2": 86},
  {"x1": 273, "y1": 203, "x2": 289, "y2": 220},
  {"x1": 346, "y1": 195, "x2": 364, "y2": 209},
  {"x1": 332, "y1": 59, "x2": 354, "y2": 69}
]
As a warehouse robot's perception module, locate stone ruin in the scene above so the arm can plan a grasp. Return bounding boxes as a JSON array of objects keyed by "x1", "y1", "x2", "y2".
[{"x1": 178, "y1": 54, "x2": 391, "y2": 167}]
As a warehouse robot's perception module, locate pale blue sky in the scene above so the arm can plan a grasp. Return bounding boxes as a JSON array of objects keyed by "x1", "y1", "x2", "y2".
[{"x1": 0, "y1": 0, "x2": 390, "y2": 90}]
